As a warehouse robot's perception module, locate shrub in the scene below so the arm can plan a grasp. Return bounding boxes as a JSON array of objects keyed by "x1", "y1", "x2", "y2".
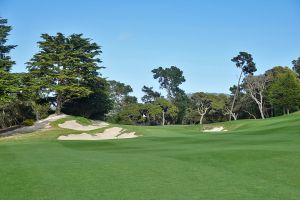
[{"x1": 22, "y1": 119, "x2": 35, "y2": 126}]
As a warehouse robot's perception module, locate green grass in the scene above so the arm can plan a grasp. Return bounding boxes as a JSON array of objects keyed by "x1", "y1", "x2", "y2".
[
  {"x1": 1, "y1": 113, "x2": 300, "y2": 199},
  {"x1": 50, "y1": 116, "x2": 92, "y2": 127}
]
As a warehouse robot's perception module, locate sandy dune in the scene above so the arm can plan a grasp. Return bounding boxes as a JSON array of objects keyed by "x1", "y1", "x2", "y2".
[
  {"x1": 57, "y1": 127, "x2": 138, "y2": 141},
  {"x1": 58, "y1": 120, "x2": 108, "y2": 131},
  {"x1": 0, "y1": 114, "x2": 68, "y2": 137}
]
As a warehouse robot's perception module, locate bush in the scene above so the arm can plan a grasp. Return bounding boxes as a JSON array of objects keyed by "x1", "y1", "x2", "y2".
[{"x1": 22, "y1": 119, "x2": 35, "y2": 126}]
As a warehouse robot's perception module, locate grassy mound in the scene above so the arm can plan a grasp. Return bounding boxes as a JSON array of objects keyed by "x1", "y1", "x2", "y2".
[
  {"x1": 0, "y1": 113, "x2": 299, "y2": 199},
  {"x1": 50, "y1": 116, "x2": 92, "y2": 128}
]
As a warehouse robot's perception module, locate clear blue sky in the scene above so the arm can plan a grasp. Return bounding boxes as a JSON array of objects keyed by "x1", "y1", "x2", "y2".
[{"x1": 1, "y1": 0, "x2": 300, "y2": 100}]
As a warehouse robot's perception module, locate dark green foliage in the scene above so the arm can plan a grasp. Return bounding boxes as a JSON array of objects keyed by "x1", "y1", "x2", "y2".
[
  {"x1": 154, "y1": 98, "x2": 178, "y2": 125},
  {"x1": 172, "y1": 89, "x2": 189, "y2": 124},
  {"x1": 152, "y1": 66, "x2": 185, "y2": 99},
  {"x1": 109, "y1": 99, "x2": 178, "y2": 125},
  {"x1": 0, "y1": 71, "x2": 20, "y2": 105},
  {"x1": 21, "y1": 119, "x2": 35, "y2": 126},
  {"x1": 0, "y1": 17, "x2": 17, "y2": 72},
  {"x1": 27, "y1": 33, "x2": 102, "y2": 114},
  {"x1": 124, "y1": 96, "x2": 138, "y2": 105},
  {"x1": 231, "y1": 52, "x2": 257, "y2": 75},
  {"x1": 141, "y1": 86, "x2": 161, "y2": 103},
  {"x1": 268, "y1": 70, "x2": 300, "y2": 114},
  {"x1": 264, "y1": 66, "x2": 299, "y2": 116},
  {"x1": 0, "y1": 100, "x2": 34, "y2": 129},
  {"x1": 62, "y1": 77, "x2": 112, "y2": 119},
  {"x1": 17, "y1": 72, "x2": 51, "y2": 121},
  {"x1": 152, "y1": 66, "x2": 188, "y2": 123}
]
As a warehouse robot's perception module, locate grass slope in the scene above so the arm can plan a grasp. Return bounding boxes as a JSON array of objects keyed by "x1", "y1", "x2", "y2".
[{"x1": 0, "y1": 113, "x2": 300, "y2": 200}]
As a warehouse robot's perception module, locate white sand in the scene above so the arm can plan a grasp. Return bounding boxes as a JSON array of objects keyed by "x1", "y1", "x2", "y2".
[
  {"x1": 203, "y1": 126, "x2": 228, "y2": 132},
  {"x1": 58, "y1": 120, "x2": 108, "y2": 131},
  {"x1": 57, "y1": 127, "x2": 137, "y2": 141},
  {"x1": 38, "y1": 114, "x2": 69, "y2": 123}
]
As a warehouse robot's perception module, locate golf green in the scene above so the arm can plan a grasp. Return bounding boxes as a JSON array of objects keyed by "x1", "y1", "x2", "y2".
[{"x1": 0, "y1": 113, "x2": 300, "y2": 200}]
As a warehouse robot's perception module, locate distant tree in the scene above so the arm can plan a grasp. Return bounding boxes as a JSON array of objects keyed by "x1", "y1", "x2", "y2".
[
  {"x1": 172, "y1": 88, "x2": 189, "y2": 124},
  {"x1": 141, "y1": 86, "x2": 161, "y2": 103},
  {"x1": 264, "y1": 66, "x2": 295, "y2": 116},
  {"x1": 109, "y1": 80, "x2": 133, "y2": 112},
  {"x1": 124, "y1": 96, "x2": 138, "y2": 105},
  {"x1": 0, "y1": 17, "x2": 17, "y2": 72},
  {"x1": 243, "y1": 75, "x2": 269, "y2": 119},
  {"x1": 292, "y1": 57, "x2": 300, "y2": 78},
  {"x1": 116, "y1": 103, "x2": 144, "y2": 125},
  {"x1": 204, "y1": 93, "x2": 228, "y2": 123},
  {"x1": 183, "y1": 108, "x2": 199, "y2": 124},
  {"x1": 152, "y1": 66, "x2": 187, "y2": 123},
  {"x1": 27, "y1": 33, "x2": 102, "y2": 115},
  {"x1": 154, "y1": 98, "x2": 178, "y2": 125},
  {"x1": 143, "y1": 103, "x2": 163, "y2": 125},
  {"x1": 229, "y1": 52, "x2": 257, "y2": 120},
  {"x1": 268, "y1": 70, "x2": 300, "y2": 114},
  {"x1": 152, "y1": 66, "x2": 185, "y2": 100},
  {"x1": 190, "y1": 92, "x2": 212, "y2": 124}
]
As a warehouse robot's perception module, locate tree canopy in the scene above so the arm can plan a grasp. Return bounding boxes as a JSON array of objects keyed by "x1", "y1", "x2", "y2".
[
  {"x1": 0, "y1": 17, "x2": 17, "y2": 72},
  {"x1": 27, "y1": 33, "x2": 102, "y2": 114}
]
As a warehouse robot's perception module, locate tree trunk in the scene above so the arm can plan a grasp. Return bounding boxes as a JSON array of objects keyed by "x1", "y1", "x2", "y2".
[
  {"x1": 259, "y1": 104, "x2": 265, "y2": 119},
  {"x1": 32, "y1": 102, "x2": 40, "y2": 121},
  {"x1": 199, "y1": 115, "x2": 204, "y2": 125},
  {"x1": 56, "y1": 93, "x2": 62, "y2": 115},
  {"x1": 287, "y1": 108, "x2": 290, "y2": 115},
  {"x1": 162, "y1": 111, "x2": 165, "y2": 126},
  {"x1": 35, "y1": 111, "x2": 40, "y2": 121},
  {"x1": 229, "y1": 70, "x2": 243, "y2": 121}
]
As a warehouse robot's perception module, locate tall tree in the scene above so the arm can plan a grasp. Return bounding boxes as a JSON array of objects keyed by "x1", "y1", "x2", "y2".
[
  {"x1": 27, "y1": 33, "x2": 102, "y2": 115},
  {"x1": 0, "y1": 17, "x2": 21, "y2": 128},
  {"x1": 141, "y1": 86, "x2": 161, "y2": 103},
  {"x1": 268, "y1": 70, "x2": 300, "y2": 115},
  {"x1": 243, "y1": 75, "x2": 269, "y2": 119},
  {"x1": 152, "y1": 66, "x2": 187, "y2": 123},
  {"x1": 292, "y1": 57, "x2": 300, "y2": 78},
  {"x1": 264, "y1": 66, "x2": 294, "y2": 116},
  {"x1": 0, "y1": 17, "x2": 17, "y2": 72},
  {"x1": 152, "y1": 66, "x2": 185, "y2": 99},
  {"x1": 229, "y1": 52, "x2": 257, "y2": 120},
  {"x1": 190, "y1": 92, "x2": 212, "y2": 124}
]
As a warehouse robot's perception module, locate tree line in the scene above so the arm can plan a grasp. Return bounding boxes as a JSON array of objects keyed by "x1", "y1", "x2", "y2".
[{"x1": 1, "y1": 17, "x2": 300, "y2": 129}]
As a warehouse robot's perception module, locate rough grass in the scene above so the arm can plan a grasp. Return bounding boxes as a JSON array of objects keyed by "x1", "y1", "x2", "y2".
[
  {"x1": 0, "y1": 113, "x2": 300, "y2": 200},
  {"x1": 50, "y1": 116, "x2": 92, "y2": 128}
]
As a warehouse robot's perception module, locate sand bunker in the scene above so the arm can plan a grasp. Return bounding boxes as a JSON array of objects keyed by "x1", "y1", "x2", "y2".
[
  {"x1": 58, "y1": 120, "x2": 108, "y2": 131},
  {"x1": 57, "y1": 127, "x2": 138, "y2": 141},
  {"x1": 203, "y1": 126, "x2": 227, "y2": 132}
]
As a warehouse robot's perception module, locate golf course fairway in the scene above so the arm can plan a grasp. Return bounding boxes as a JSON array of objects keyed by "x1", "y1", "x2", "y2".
[{"x1": 0, "y1": 112, "x2": 300, "y2": 200}]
